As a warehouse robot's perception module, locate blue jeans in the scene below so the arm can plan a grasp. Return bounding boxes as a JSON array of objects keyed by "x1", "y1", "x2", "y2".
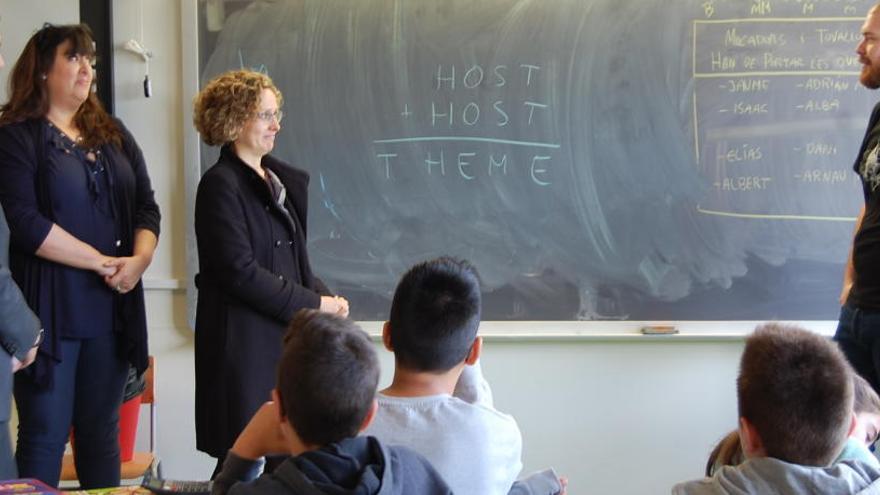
[
  {"x1": 14, "y1": 334, "x2": 128, "y2": 488},
  {"x1": 835, "y1": 304, "x2": 880, "y2": 393}
]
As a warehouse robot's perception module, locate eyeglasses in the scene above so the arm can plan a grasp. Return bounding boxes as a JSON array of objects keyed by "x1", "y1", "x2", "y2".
[{"x1": 255, "y1": 109, "x2": 283, "y2": 123}]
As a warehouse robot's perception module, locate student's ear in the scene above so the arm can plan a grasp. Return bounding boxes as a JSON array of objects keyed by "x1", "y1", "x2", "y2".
[
  {"x1": 358, "y1": 399, "x2": 379, "y2": 433},
  {"x1": 465, "y1": 336, "x2": 483, "y2": 365},
  {"x1": 382, "y1": 321, "x2": 394, "y2": 352},
  {"x1": 739, "y1": 417, "x2": 765, "y2": 458}
]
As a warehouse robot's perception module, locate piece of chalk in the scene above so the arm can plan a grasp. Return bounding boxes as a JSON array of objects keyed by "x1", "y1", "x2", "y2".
[{"x1": 640, "y1": 325, "x2": 678, "y2": 335}]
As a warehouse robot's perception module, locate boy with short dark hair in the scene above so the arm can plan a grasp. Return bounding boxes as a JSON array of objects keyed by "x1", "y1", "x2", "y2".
[
  {"x1": 673, "y1": 323, "x2": 880, "y2": 494},
  {"x1": 363, "y1": 257, "x2": 525, "y2": 495},
  {"x1": 213, "y1": 309, "x2": 452, "y2": 495}
]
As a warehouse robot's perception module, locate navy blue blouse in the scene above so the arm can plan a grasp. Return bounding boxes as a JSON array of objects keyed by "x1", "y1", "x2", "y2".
[
  {"x1": 44, "y1": 122, "x2": 116, "y2": 338},
  {"x1": 0, "y1": 118, "x2": 160, "y2": 387}
]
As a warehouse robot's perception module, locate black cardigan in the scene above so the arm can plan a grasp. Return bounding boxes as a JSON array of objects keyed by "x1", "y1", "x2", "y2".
[{"x1": 0, "y1": 118, "x2": 160, "y2": 387}]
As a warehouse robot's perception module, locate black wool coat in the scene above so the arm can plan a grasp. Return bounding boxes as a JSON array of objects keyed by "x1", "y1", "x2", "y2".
[{"x1": 194, "y1": 145, "x2": 330, "y2": 457}]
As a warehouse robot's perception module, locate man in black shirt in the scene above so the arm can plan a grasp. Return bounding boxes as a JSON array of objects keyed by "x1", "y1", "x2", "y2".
[{"x1": 836, "y1": 2, "x2": 880, "y2": 392}]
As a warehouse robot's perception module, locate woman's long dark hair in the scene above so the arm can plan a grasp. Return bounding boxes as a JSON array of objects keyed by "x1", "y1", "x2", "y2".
[{"x1": 0, "y1": 23, "x2": 121, "y2": 148}]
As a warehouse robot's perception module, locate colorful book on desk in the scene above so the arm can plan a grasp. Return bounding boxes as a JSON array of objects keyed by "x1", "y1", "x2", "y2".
[
  {"x1": 0, "y1": 479, "x2": 61, "y2": 495},
  {"x1": 65, "y1": 487, "x2": 149, "y2": 495}
]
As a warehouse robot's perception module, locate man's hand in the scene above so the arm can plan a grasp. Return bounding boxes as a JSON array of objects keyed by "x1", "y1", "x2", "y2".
[
  {"x1": 230, "y1": 402, "x2": 289, "y2": 460},
  {"x1": 11, "y1": 346, "x2": 37, "y2": 372}
]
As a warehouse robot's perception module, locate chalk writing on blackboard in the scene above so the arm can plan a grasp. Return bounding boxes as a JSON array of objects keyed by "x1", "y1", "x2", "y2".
[
  {"x1": 694, "y1": 17, "x2": 863, "y2": 221},
  {"x1": 372, "y1": 62, "x2": 559, "y2": 187},
  {"x1": 191, "y1": 0, "x2": 877, "y2": 321}
]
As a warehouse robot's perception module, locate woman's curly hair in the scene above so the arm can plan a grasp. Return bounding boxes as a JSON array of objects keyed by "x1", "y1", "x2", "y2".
[{"x1": 192, "y1": 70, "x2": 283, "y2": 146}]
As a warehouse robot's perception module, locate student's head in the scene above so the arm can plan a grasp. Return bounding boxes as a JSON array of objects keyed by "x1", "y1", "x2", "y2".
[
  {"x1": 274, "y1": 309, "x2": 380, "y2": 447},
  {"x1": 386, "y1": 256, "x2": 481, "y2": 372},
  {"x1": 705, "y1": 430, "x2": 744, "y2": 477},
  {"x1": 852, "y1": 372, "x2": 880, "y2": 447},
  {"x1": 737, "y1": 323, "x2": 854, "y2": 466}
]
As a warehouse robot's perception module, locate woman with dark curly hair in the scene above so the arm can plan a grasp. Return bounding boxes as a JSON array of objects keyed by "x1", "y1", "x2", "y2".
[
  {"x1": 192, "y1": 70, "x2": 348, "y2": 476},
  {"x1": 0, "y1": 24, "x2": 160, "y2": 488}
]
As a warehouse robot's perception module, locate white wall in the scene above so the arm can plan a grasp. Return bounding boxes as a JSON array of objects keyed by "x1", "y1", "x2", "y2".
[
  {"x1": 0, "y1": 0, "x2": 79, "y2": 102},
  {"x1": 481, "y1": 339, "x2": 743, "y2": 493},
  {"x1": 0, "y1": 1, "x2": 757, "y2": 493}
]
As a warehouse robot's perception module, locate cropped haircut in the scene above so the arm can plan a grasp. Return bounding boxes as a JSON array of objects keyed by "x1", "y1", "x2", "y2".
[
  {"x1": 854, "y1": 372, "x2": 880, "y2": 416},
  {"x1": 0, "y1": 23, "x2": 121, "y2": 148},
  {"x1": 388, "y1": 257, "x2": 481, "y2": 372},
  {"x1": 276, "y1": 310, "x2": 379, "y2": 447},
  {"x1": 192, "y1": 70, "x2": 282, "y2": 146},
  {"x1": 737, "y1": 323, "x2": 853, "y2": 466}
]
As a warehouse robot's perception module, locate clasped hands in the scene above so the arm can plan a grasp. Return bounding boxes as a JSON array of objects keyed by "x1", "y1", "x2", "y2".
[
  {"x1": 95, "y1": 254, "x2": 151, "y2": 295},
  {"x1": 320, "y1": 295, "x2": 350, "y2": 317}
]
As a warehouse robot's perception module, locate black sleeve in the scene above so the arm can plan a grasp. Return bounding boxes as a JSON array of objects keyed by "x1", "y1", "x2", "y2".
[
  {"x1": 211, "y1": 452, "x2": 262, "y2": 495},
  {"x1": 0, "y1": 124, "x2": 54, "y2": 254},
  {"x1": 117, "y1": 121, "x2": 161, "y2": 237}
]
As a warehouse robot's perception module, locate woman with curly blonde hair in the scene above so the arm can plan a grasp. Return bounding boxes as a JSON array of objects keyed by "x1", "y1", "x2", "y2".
[{"x1": 192, "y1": 70, "x2": 348, "y2": 476}]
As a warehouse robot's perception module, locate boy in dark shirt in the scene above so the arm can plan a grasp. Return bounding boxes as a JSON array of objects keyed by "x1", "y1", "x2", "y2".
[{"x1": 212, "y1": 309, "x2": 452, "y2": 495}]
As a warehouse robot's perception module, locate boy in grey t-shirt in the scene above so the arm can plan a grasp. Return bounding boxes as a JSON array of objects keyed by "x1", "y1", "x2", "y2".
[{"x1": 362, "y1": 257, "x2": 529, "y2": 495}]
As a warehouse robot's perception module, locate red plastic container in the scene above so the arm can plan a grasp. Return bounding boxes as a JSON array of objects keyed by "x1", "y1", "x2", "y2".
[
  {"x1": 69, "y1": 393, "x2": 142, "y2": 463},
  {"x1": 117, "y1": 393, "x2": 142, "y2": 462}
]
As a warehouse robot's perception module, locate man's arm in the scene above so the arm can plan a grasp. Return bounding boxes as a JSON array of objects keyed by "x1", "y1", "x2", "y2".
[
  {"x1": 0, "y1": 260, "x2": 39, "y2": 370},
  {"x1": 0, "y1": 207, "x2": 41, "y2": 369},
  {"x1": 841, "y1": 205, "x2": 867, "y2": 306}
]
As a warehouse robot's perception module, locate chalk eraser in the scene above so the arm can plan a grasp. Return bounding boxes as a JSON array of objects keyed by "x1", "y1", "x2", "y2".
[{"x1": 640, "y1": 325, "x2": 678, "y2": 335}]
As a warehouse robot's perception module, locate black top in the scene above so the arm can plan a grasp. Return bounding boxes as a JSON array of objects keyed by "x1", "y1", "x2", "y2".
[
  {"x1": 0, "y1": 118, "x2": 160, "y2": 387},
  {"x1": 851, "y1": 102, "x2": 880, "y2": 310}
]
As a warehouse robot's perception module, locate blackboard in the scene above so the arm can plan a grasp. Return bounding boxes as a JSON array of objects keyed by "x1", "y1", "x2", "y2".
[{"x1": 191, "y1": 0, "x2": 876, "y2": 321}]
